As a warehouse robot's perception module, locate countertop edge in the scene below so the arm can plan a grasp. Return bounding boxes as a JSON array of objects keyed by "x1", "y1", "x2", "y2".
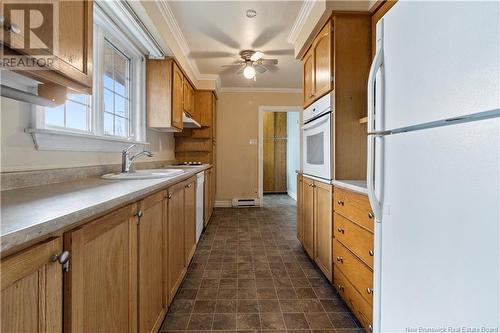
[
  {"x1": 0, "y1": 165, "x2": 212, "y2": 256},
  {"x1": 331, "y1": 180, "x2": 368, "y2": 195}
]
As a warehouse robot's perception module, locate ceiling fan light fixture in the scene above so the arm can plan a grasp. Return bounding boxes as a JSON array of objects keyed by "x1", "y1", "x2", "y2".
[
  {"x1": 246, "y1": 9, "x2": 257, "y2": 18},
  {"x1": 243, "y1": 64, "x2": 256, "y2": 79}
]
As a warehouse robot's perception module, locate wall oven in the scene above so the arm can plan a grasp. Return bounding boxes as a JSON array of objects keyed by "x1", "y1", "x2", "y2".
[{"x1": 302, "y1": 94, "x2": 333, "y2": 181}]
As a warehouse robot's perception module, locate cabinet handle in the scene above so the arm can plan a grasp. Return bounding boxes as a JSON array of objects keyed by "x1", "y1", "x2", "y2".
[
  {"x1": 369, "y1": 250, "x2": 374, "y2": 256},
  {"x1": 337, "y1": 227, "x2": 345, "y2": 234},
  {"x1": 136, "y1": 210, "x2": 143, "y2": 218},
  {"x1": 368, "y1": 212, "x2": 374, "y2": 219},
  {"x1": 167, "y1": 194, "x2": 172, "y2": 199},
  {"x1": 52, "y1": 251, "x2": 70, "y2": 272},
  {"x1": 7, "y1": 22, "x2": 21, "y2": 34},
  {"x1": 367, "y1": 288, "x2": 374, "y2": 295},
  {"x1": 337, "y1": 284, "x2": 344, "y2": 291},
  {"x1": 186, "y1": 183, "x2": 192, "y2": 188},
  {"x1": 336, "y1": 256, "x2": 343, "y2": 263},
  {"x1": 337, "y1": 200, "x2": 344, "y2": 206},
  {"x1": 369, "y1": 324, "x2": 373, "y2": 332}
]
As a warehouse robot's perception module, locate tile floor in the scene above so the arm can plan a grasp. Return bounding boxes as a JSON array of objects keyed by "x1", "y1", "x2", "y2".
[{"x1": 160, "y1": 194, "x2": 363, "y2": 333}]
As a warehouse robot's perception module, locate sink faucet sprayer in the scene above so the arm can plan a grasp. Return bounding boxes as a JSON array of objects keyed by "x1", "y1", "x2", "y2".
[{"x1": 121, "y1": 144, "x2": 153, "y2": 173}]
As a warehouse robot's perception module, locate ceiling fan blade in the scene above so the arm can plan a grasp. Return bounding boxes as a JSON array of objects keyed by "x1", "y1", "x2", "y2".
[
  {"x1": 258, "y1": 59, "x2": 278, "y2": 65},
  {"x1": 220, "y1": 63, "x2": 246, "y2": 75},
  {"x1": 236, "y1": 64, "x2": 247, "y2": 74},
  {"x1": 254, "y1": 64, "x2": 267, "y2": 74},
  {"x1": 264, "y1": 64, "x2": 279, "y2": 73},
  {"x1": 196, "y1": 18, "x2": 241, "y2": 49},
  {"x1": 189, "y1": 51, "x2": 234, "y2": 59},
  {"x1": 263, "y1": 49, "x2": 294, "y2": 56},
  {"x1": 221, "y1": 61, "x2": 245, "y2": 67},
  {"x1": 250, "y1": 51, "x2": 264, "y2": 62},
  {"x1": 251, "y1": 25, "x2": 286, "y2": 48}
]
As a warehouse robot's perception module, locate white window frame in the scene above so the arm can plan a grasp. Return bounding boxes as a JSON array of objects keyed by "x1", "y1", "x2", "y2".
[{"x1": 28, "y1": 4, "x2": 148, "y2": 152}]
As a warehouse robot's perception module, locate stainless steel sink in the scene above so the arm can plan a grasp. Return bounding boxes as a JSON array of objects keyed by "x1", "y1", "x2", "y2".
[{"x1": 101, "y1": 169, "x2": 185, "y2": 180}]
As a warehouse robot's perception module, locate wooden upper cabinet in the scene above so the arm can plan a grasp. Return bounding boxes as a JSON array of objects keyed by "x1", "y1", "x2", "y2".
[
  {"x1": 1, "y1": 237, "x2": 63, "y2": 333},
  {"x1": 313, "y1": 20, "x2": 333, "y2": 99},
  {"x1": 183, "y1": 81, "x2": 195, "y2": 118},
  {"x1": 137, "y1": 192, "x2": 167, "y2": 333},
  {"x1": 64, "y1": 204, "x2": 138, "y2": 333},
  {"x1": 0, "y1": 0, "x2": 93, "y2": 93},
  {"x1": 147, "y1": 59, "x2": 184, "y2": 131},
  {"x1": 303, "y1": 48, "x2": 315, "y2": 107}
]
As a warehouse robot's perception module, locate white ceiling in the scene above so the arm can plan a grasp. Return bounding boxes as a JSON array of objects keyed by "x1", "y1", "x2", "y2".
[{"x1": 168, "y1": 1, "x2": 303, "y2": 89}]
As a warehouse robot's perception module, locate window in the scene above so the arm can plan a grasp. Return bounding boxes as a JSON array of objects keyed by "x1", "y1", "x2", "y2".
[{"x1": 31, "y1": 4, "x2": 148, "y2": 151}]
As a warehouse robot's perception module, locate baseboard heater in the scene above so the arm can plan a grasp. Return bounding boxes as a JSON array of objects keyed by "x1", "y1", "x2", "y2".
[{"x1": 231, "y1": 198, "x2": 260, "y2": 207}]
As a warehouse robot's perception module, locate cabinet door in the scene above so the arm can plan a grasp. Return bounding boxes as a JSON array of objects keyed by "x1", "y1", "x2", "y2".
[
  {"x1": 184, "y1": 177, "x2": 197, "y2": 265},
  {"x1": 183, "y1": 80, "x2": 191, "y2": 115},
  {"x1": 314, "y1": 181, "x2": 333, "y2": 281},
  {"x1": 138, "y1": 192, "x2": 167, "y2": 333},
  {"x1": 65, "y1": 204, "x2": 137, "y2": 333},
  {"x1": 313, "y1": 20, "x2": 333, "y2": 98},
  {"x1": 1, "y1": 238, "x2": 63, "y2": 333},
  {"x1": 303, "y1": 48, "x2": 315, "y2": 107},
  {"x1": 296, "y1": 174, "x2": 303, "y2": 243},
  {"x1": 302, "y1": 177, "x2": 315, "y2": 258},
  {"x1": 204, "y1": 169, "x2": 212, "y2": 226},
  {"x1": 167, "y1": 182, "x2": 186, "y2": 304},
  {"x1": 172, "y1": 63, "x2": 184, "y2": 130}
]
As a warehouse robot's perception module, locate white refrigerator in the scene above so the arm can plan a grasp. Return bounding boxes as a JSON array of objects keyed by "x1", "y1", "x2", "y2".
[{"x1": 367, "y1": 1, "x2": 500, "y2": 332}]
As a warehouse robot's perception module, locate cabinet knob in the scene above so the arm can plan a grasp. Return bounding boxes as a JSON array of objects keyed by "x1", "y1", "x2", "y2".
[
  {"x1": 369, "y1": 324, "x2": 373, "y2": 332},
  {"x1": 8, "y1": 22, "x2": 21, "y2": 34},
  {"x1": 167, "y1": 194, "x2": 172, "y2": 199},
  {"x1": 337, "y1": 227, "x2": 345, "y2": 234},
  {"x1": 368, "y1": 212, "x2": 374, "y2": 219},
  {"x1": 186, "y1": 183, "x2": 192, "y2": 188},
  {"x1": 336, "y1": 256, "x2": 343, "y2": 263},
  {"x1": 337, "y1": 200, "x2": 344, "y2": 206},
  {"x1": 136, "y1": 210, "x2": 143, "y2": 218},
  {"x1": 52, "y1": 251, "x2": 70, "y2": 272},
  {"x1": 367, "y1": 288, "x2": 374, "y2": 295},
  {"x1": 369, "y1": 250, "x2": 374, "y2": 256}
]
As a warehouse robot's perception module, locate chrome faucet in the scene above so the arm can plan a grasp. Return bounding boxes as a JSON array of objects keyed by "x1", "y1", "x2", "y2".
[{"x1": 121, "y1": 144, "x2": 153, "y2": 173}]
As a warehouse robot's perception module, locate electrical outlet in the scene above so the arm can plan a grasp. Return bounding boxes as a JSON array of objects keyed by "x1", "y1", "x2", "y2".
[{"x1": 249, "y1": 139, "x2": 257, "y2": 145}]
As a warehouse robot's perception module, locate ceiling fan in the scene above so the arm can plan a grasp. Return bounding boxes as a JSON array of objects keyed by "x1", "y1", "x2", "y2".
[{"x1": 223, "y1": 50, "x2": 278, "y2": 80}]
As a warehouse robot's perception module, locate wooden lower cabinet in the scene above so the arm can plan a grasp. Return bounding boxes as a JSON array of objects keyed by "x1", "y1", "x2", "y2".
[
  {"x1": 1, "y1": 237, "x2": 63, "y2": 333},
  {"x1": 302, "y1": 176, "x2": 315, "y2": 258},
  {"x1": 64, "y1": 204, "x2": 138, "y2": 333},
  {"x1": 184, "y1": 177, "x2": 197, "y2": 265},
  {"x1": 296, "y1": 174, "x2": 303, "y2": 243},
  {"x1": 314, "y1": 181, "x2": 333, "y2": 281},
  {"x1": 138, "y1": 192, "x2": 167, "y2": 333},
  {"x1": 166, "y1": 181, "x2": 187, "y2": 304},
  {"x1": 204, "y1": 167, "x2": 215, "y2": 226}
]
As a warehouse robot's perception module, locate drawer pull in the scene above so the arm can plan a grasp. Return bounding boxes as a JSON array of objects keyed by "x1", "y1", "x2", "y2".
[
  {"x1": 369, "y1": 324, "x2": 373, "y2": 332},
  {"x1": 337, "y1": 284, "x2": 344, "y2": 291},
  {"x1": 52, "y1": 251, "x2": 70, "y2": 272},
  {"x1": 368, "y1": 212, "x2": 374, "y2": 219},
  {"x1": 336, "y1": 256, "x2": 344, "y2": 263},
  {"x1": 369, "y1": 250, "x2": 374, "y2": 256},
  {"x1": 336, "y1": 227, "x2": 345, "y2": 234},
  {"x1": 337, "y1": 200, "x2": 344, "y2": 206},
  {"x1": 367, "y1": 288, "x2": 374, "y2": 295}
]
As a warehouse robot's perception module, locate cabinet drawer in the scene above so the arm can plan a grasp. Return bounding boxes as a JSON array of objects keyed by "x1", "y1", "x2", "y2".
[
  {"x1": 334, "y1": 188, "x2": 374, "y2": 232},
  {"x1": 334, "y1": 213, "x2": 374, "y2": 268},
  {"x1": 333, "y1": 240, "x2": 373, "y2": 306},
  {"x1": 334, "y1": 266, "x2": 373, "y2": 332}
]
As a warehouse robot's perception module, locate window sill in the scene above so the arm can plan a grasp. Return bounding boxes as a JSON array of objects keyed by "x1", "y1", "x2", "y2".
[{"x1": 26, "y1": 128, "x2": 149, "y2": 152}]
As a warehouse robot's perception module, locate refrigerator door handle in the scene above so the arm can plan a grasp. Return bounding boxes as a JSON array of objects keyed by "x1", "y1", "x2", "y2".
[{"x1": 367, "y1": 21, "x2": 384, "y2": 223}]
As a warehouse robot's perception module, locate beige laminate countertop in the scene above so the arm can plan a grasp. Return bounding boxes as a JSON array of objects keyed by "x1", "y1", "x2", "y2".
[
  {"x1": 332, "y1": 180, "x2": 368, "y2": 195},
  {"x1": 0, "y1": 165, "x2": 211, "y2": 255}
]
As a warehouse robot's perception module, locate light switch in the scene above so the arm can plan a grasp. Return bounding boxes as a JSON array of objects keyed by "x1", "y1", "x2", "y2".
[{"x1": 249, "y1": 139, "x2": 257, "y2": 145}]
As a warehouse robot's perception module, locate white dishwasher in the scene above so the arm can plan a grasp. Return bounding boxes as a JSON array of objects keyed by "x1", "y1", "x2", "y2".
[{"x1": 195, "y1": 171, "x2": 204, "y2": 243}]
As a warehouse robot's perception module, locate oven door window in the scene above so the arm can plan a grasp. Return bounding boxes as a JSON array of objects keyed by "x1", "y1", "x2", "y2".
[{"x1": 306, "y1": 132, "x2": 324, "y2": 165}]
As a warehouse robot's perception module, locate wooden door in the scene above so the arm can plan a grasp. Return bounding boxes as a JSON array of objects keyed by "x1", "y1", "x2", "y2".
[
  {"x1": 302, "y1": 177, "x2": 315, "y2": 258},
  {"x1": 137, "y1": 192, "x2": 167, "y2": 333},
  {"x1": 167, "y1": 182, "x2": 186, "y2": 304},
  {"x1": 313, "y1": 20, "x2": 333, "y2": 98},
  {"x1": 263, "y1": 112, "x2": 287, "y2": 193},
  {"x1": 314, "y1": 181, "x2": 333, "y2": 281},
  {"x1": 65, "y1": 204, "x2": 138, "y2": 333},
  {"x1": 296, "y1": 174, "x2": 304, "y2": 243},
  {"x1": 172, "y1": 63, "x2": 184, "y2": 130},
  {"x1": 303, "y1": 48, "x2": 315, "y2": 107},
  {"x1": 184, "y1": 177, "x2": 197, "y2": 265},
  {"x1": 1, "y1": 238, "x2": 63, "y2": 333}
]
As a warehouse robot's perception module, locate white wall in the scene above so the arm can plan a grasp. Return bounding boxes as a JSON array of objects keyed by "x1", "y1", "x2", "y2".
[
  {"x1": 286, "y1": 111, "x2": 300, "y2": 200},
  {"x1": 0, "y1": 96, "x2": 175, "y2": 172}
]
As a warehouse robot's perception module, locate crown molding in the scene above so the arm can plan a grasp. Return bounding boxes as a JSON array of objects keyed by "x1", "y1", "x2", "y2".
[
  {"x1": 287, "y1": 1, "x2": 316, "y2": 44},
  {"x1": 219, "y1": 87, "x2": 303, "y2": 94}
]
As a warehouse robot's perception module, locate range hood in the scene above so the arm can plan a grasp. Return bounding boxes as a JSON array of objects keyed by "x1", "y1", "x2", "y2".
[{"x1": 183, "y1": 113, "x2": 201, "y2": 128}]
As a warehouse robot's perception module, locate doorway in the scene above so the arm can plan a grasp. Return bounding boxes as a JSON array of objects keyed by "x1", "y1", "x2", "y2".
[{"x1": 258, "y1": 106, "x2": 302, "y2": 203}]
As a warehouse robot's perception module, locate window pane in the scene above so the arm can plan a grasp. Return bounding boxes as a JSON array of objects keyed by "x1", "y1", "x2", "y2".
[
  {"x1": 65, "y1": 101, "x2": 87, "y2": 130},
  {"x1": 104, "y1": 89, "x2": 114, "y2": 114},
  {"x1": 114, "y1": 52, "x2": 128, "y2": 96},
  {"x1": 67, "y1": 93, "x2": 86, "y2": 104},
  {"x1": 114, "y1": 116, "x2": 128, "y2": 137},
  {"x1": 114, "y1": 95, "x2": 126, "y2": 117},
  {"x1": 104, "y1": 112, "x2": 114, "y2": 135},
  {"x1": 104, "y1": 44, "x2": 114, "y2": 90},
  {"x1": 45, "y1": 104, "x2": 64, "y2": 127}
]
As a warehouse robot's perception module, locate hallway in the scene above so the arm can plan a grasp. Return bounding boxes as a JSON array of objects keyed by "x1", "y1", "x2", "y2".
[{"x1": 160, "y1": 195, "x2": 362, "y2": 332}]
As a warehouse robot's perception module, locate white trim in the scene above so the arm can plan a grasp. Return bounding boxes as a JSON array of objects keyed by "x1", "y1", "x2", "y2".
[
  {"x1": 287, "y1": 1, "x2": 317, "y2": 44},
  {"x1": 220, "y1": 87, "x2": 303, "y2": 94},
  {"x1": 214, "y1": 200, "x2": 232, "y2": 208},
  {"x1": 26, "y1": 128, "x2": 149, "y2": 152},
  {"x1": 258, "y1": 105, "x2": 303, "y2": 202}
]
